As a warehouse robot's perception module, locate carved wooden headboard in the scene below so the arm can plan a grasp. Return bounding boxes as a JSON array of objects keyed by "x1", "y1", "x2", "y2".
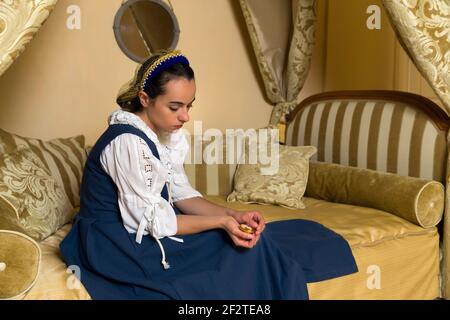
[{"x1": 0, "y1": 0, "x2": 58, "y2": 77}]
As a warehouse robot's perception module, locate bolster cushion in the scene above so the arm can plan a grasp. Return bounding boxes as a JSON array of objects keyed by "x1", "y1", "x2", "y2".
[{"x1": 305, "y1": 161, "x2": 444, "y2": 228}]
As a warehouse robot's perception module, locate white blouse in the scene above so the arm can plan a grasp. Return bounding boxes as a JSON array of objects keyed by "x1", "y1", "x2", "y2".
[{"x1": 99, "y1": 110, "x2": 202, "y2": 269}]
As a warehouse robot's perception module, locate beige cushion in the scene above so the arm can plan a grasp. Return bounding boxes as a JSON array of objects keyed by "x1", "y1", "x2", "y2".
[
  {"x1": 0, "y1": 148, "x2": 75, "y2": 241},
  {"x1": 24, "y1": 197, "x2": 440, "y2": 300},
  {"x1": 0, "y1": 230, "x2": 41, "y2": 300},
  {"x1": 0, "y1": 129, "x2": 87, "y2": 208},
  {"x1": 227, "y1": 145, "x2": 317, "y2": 209},
  {"x1": 23, "y1": 223, "x2": 92, "y2": 300},
  {"x1": 305, "y1": 161, "x2": 444, "y2": 228}
]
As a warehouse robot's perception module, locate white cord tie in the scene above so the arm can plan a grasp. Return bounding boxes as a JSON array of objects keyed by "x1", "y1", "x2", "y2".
[
  {"x1": 134, "y1": 194, "x2": 182, "y2": 270},
  {"x1": 153, "y1": 236, "x2": 171, "y2": 270}
]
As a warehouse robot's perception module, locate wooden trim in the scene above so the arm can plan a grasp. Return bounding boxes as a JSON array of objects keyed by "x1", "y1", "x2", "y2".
[{"x1": 286, "y1": 90, "x2": 450, "y2": 131}]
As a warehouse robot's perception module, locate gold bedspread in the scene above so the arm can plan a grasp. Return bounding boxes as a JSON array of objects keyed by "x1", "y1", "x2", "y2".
[{"x1": 25, "y1": 196, "x2": 440, "y2": 300}]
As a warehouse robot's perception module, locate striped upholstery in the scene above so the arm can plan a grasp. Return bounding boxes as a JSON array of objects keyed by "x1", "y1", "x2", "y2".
[
  {"x1": 184, "y1": 135, "x2": 238, "y2": 196},
  {"x1": 0, "y1": 129, "x2": 87, "y2": 207},
  {"x1": 285, "y1": 92, "x2": 449, "y2": 183}
]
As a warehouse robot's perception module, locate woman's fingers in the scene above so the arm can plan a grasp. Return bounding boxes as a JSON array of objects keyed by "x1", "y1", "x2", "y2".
[
  {"x1": 231, "y1": 235, "x2": 253, "y2": 248},
  {"x1": 246, "y1": 233, "x2": 261, "y2": 248},
  {"x1": 246, "y1": 213, "x2": 260, "y2": 229},
  {"x1": 230, "y1": 226, "x2": 256, "y2": 248},
  {"x1": 248, "y1": 211, "x2": 265, "y2": 235},
  {"x1": 230, "y1": 228, "x2": 262, "y2": 248},
  {"x1": 256, "y1": 220, "x2": 265, "y2": 235},
  {"x1": 249, "y1": 235, "x2": 258, "y2": 247},
  {"x1": 234, "y1": 228, "x2": 255, "y2": 241},
  {"x1": 225, "y1": 213, "x2": 264, "y2": 248},
  {"x1": 240, "y1": 212, "x2": 261, "y2": 230},
  {"x1": 225, "y1": 219, "x2": 254, "y2": 241}
]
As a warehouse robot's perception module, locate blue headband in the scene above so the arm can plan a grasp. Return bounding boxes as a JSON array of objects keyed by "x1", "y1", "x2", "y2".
[{"x1": 141, "y1": 51, "x2": 190, "y2": 92}]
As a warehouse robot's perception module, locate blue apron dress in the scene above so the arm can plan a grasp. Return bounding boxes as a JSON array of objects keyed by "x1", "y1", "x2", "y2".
[{"x1": 60, "y1": 124, "x2": 358, "y2": 300}]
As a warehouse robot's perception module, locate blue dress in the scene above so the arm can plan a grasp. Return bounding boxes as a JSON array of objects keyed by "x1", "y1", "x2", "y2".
[{"x1": 60, "y1": 124, "x2": 358, "y2": 300}]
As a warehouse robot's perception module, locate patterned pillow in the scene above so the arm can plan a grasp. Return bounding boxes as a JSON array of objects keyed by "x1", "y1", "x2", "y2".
[
  {"x1": 227, "y1": 145, "x2": 317, "y2": 209},
  {"x1": 0, "y1": 129, "x2": 87, "y2": 208},
  {"x1": 0, "y1": 148, "x2": 75, "y2": 241}
]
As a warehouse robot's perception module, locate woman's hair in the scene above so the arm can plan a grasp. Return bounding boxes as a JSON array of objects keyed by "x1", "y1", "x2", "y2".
[{"x1": 121, "y1": 51, "x2": 195, "y2": 113}]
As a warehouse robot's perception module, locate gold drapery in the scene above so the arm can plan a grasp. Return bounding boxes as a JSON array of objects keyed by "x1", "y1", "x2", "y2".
[
  {"x1": 0, "y1": 0, "x2": 58, "y2": 77},
  {"x1": 383, "y1": 0, "x2": 449, "y2": 114},
  {"x1": 382, "y1": 0, "x2": 450, "y2": 299},
  {"x1": 239, "y1": 0, "x2": 317, "y2": 126}
]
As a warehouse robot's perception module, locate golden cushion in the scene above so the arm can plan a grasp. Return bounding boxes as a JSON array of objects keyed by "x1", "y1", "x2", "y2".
[
  {"x1": 24, "y1": 223, "x2": 92, "y2": 300},
  {"x1": 0, "y1": 148, "x2": 75, "y2": 241},
  {"x1": 23, "y1": 196, "x2": 440, "y2": 300},
  {"x1": 24, "y1": 198, "x2": 439, "y2": 300},
  {"x1": 305, "y1": 161, "x2": 444, "y2": 228},
  {"x1": 206, "y1": 195, "x2": 440, "y2": 300},
  {"x1": 227, "y1": 145, "x2": 317, "y2": 209},
  {"x1": 0, "y1": 230, "x2": 41, "y2": 300},
  {"x1": 0, "y1": 128, "x2": 87, "y2": 208},
  {"x1": 208, "y1": 195, "x2": 436, "y2": 247}
]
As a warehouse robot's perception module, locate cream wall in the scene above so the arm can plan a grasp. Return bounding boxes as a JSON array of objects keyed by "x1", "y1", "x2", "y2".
[
  {"x1": 1, "y1": 0, "x2": 309, "y2": 146},
  {"x1": 323, "y1": 0, "x2": 441, "y2": 111}
]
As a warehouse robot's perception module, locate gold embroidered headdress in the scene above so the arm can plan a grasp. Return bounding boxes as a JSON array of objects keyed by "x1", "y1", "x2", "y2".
[{"x1": 116, "y1": 50, "x2": 190, "y2": 107}]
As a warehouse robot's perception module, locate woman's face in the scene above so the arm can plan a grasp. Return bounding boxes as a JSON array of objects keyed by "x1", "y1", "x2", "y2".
[{"x1": 137, "y1": 77, "x2": 196, "y2": 134}]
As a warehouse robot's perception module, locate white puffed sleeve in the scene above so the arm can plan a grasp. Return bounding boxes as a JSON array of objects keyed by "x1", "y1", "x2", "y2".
[
  {"x1": 100, "y1": 134, "x2": 178, "y2": 242},
  {"x1": 165, "y1": 131, "x2": 203, "y2": 202}
]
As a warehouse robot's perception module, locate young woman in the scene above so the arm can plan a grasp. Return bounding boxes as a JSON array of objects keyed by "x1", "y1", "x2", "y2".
[{"x1": 60, "y1": 50, "x2": 357, "y2": 300}]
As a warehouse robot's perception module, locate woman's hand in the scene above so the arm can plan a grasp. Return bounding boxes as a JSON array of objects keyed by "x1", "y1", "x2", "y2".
[
  {"x1": 229, "y1": 210, "x2": 266, "y2": 235},
  {"x1": 227, "y1": 210, "x2": 266, "y2": 247},
  {"x1": 220, "y1": 216, "x2": 257, "y2": 248}
]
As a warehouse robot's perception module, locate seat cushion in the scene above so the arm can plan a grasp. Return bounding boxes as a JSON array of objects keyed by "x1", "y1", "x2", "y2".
[
  {"x1": 24, "y1": 223, "x2": 91, "y2": 300},
  {"x1": 207, "y1": 195, "x2": 440, "y2": 299},
  {"x1": 25, "y1": 198, "x2": 440, "y2": 299},
  {"x1": 211, "y1": 195, "x2": 435, "y2": 247}
]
